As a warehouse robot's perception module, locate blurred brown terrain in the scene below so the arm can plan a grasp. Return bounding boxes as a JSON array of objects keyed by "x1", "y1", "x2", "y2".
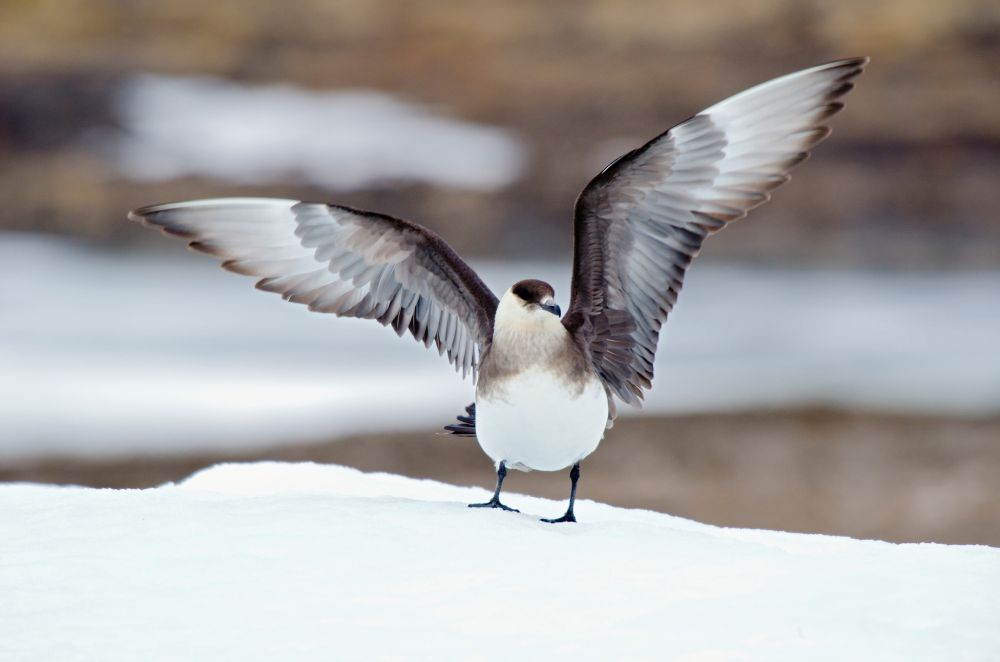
[
  {"x1": 2, "y1": 0, "x2": 999, "y2": 265},
  {"x1": 5, "y1": 411, "x2": 999, "y2": 546}
]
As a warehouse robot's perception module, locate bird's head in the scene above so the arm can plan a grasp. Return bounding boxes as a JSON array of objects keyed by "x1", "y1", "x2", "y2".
[
  {"x1": 495, "y1": 278, "x2": 563, "y2": 337},
  {"x1": 510, "y1": 279, "x2": 561, "y2": 315}
]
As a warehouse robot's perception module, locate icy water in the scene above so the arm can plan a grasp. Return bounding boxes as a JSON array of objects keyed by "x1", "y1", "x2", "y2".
[{"x1": 1, "y1": 233, "x2": 998, "y2": 460}]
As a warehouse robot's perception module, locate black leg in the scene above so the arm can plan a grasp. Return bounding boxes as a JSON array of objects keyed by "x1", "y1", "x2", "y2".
[
  {"x1": 542, "y1": 463, "x2": 580, "y2": 524},
  {"x1": 468, "y1": 462, "x2": 519, "y2": 512}
]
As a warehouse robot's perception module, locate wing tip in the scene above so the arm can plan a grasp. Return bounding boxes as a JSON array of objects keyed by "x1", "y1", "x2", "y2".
[
  {"x1": 817, "y1": 56, "x2": 870, "y2": 78},
  {"x1": 127, "y1": 205, "x2": 165, "y2": 229},
  {"x1": 127, "y1": 196, "x2": 301, "y2": 223},
  {"x1": 127, "y1": 207, "x2": 199, "y2": 240}
]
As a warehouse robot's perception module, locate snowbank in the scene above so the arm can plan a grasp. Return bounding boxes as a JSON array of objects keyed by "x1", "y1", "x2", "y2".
[{"x1": 2, "y1": 463, "x2": 998, "y2": 661}]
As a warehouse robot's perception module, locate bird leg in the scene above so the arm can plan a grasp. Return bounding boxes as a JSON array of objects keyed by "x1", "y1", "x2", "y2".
[
  {"x1": 468, "y1": 461, "x2": 519, "y2": 512},
  {"x1": 541, "y1": 463, "x2": 580, "y2": 523}
]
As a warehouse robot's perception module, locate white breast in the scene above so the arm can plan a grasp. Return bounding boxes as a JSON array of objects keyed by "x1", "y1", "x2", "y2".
[{"x1": 475, "y1": 368, "x2": 609, "y2": 472}]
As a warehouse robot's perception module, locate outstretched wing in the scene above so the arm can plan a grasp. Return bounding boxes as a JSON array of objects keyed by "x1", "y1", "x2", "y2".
[
  {"x1": 129, "y1": 198, "x2": 498, "y2": 378},
  {"x1": 565, "y1": 57, "x2": 868, "y2": 406}
]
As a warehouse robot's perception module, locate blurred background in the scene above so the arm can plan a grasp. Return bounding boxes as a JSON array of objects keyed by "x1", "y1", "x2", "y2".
[{"x1": 1, "y1": 0, "x2": 998, "y2": 544}]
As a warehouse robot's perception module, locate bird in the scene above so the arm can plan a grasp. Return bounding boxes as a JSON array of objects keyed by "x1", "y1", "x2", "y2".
[{"x1": 129, "y1": 57, "x2": 868, "y2": 523}]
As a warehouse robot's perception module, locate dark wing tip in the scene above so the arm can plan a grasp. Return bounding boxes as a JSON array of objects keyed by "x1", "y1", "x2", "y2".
[
  {"x1": 127, "y1": 204, "x2": 197, "y2": 239},
  {"x1": 127, "y1": 206, "x2": 160, "y2": 228},
  {"x1": 824, "y1": 56, "x2": 870, "y2": 76},
  {"x1": 127, "y1": 202, "x2": 174, "y2": 226}
]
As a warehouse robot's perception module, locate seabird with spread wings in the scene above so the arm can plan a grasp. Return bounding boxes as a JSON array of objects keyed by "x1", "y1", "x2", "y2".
[{"x1": 130, "y1": 57, "x2": 868, "y2": 522}]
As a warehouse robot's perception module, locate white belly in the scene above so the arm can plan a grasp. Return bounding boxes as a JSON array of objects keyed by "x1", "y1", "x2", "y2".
[{"x1": 475, "y1": 368, "x2": 609, "y2": 472}]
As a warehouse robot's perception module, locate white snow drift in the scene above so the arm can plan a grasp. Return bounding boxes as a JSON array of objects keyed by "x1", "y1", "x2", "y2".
[{"x1": 2, "y1": 463, "x2": 998, "y2": 661}]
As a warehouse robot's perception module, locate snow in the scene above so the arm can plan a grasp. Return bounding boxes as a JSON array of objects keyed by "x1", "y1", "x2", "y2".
[
  {"x1": 2, "y1": 234, "x2": 999, "y2": 460},
  {"x1": 2, "y1": 462, "x2": 998, "y2": 661},
  {"x1": 101, "y1": 74, "x2": 526, "y2": 191}
]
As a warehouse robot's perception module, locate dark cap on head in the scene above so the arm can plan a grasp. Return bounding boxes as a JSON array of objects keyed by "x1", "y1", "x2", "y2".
[{"x1": 511, "y1": 279, "x2": 555, "y2": 303}]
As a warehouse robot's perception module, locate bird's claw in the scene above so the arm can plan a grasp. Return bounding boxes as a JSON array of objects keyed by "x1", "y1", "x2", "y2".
[
  {"x1": 541, "y1": 511, "x2": 577, "y2": 524},
  {"x1": 468, "y1": 498, "x2": 519, "y2": 513}
]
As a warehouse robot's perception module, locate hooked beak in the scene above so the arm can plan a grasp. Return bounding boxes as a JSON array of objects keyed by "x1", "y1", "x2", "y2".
[{"x1": 541, "y1": 301, "x2": 562, "y2": 317}]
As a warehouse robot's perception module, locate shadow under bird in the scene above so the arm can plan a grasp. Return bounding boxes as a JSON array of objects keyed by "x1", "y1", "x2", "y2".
[{"x1": 129, "y1": 57, "x2": 868, "y2": 522}]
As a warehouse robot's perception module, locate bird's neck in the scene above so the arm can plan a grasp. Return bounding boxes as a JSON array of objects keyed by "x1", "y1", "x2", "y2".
[{"x1": 491, "y1": 315, "x2": 568, "y2": 368}]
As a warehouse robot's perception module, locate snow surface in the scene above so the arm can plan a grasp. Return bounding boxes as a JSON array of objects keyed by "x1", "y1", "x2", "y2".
[
  {"x1": 102, "y1": 75, "x2": 526, "y2": 191},
  {"x1": 2, "y1": 462, "x2": 998, "y2": 661},
  {"x1": 2, "y1": 234, "x2": 999, "y2": 460}
]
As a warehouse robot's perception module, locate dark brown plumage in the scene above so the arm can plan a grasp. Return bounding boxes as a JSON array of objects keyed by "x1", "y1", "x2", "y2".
[
  {"x1": 511, "y1": 279, "x2": 555, "y2": 304},
  {"x1": 444, "y1": 403, "x2": 477, "y2": 437}
]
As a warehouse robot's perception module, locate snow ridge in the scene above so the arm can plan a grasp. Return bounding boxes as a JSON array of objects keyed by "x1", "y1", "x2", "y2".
[{"x1": 2, "y1": 463, "x2": 998, "y2": 661}]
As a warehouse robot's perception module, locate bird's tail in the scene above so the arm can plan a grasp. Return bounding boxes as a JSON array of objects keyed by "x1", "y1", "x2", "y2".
[{"x1": 443, "y1": 402, "x2": 477, "y2": 437}]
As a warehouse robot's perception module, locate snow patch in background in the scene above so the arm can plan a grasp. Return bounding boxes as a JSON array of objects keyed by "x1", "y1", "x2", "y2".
[
  {"x1": 105, "y1": 74, "x2": 526, "y2": 190},
  {"x1": 2, "y1": 463, "x2": 998, "y2": 661},
  {"x1": 1, "y1": 233, "x2": 999, "y2": 460}
]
